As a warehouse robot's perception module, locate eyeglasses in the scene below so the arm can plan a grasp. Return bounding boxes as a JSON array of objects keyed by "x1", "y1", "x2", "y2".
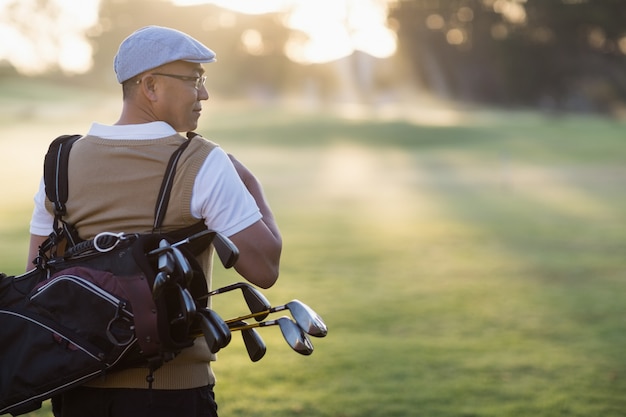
[{"x1": 150, "y1": 72, "x2": 207, "y2": 90}]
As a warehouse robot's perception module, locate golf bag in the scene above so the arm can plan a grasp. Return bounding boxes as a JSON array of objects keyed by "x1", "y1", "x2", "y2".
[{"x1": 0, "y1": 133, "x2": 220, "y2": 416}]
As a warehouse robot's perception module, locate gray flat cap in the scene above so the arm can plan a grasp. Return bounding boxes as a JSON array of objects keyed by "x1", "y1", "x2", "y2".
[{"x1": 114, "y1": 26, "x2": 216, "y2": 83}]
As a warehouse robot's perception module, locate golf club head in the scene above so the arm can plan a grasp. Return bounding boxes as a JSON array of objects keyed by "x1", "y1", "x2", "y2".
[
  {"x1": 231, "y1": 320, "x2": 266, "y2": 362},
  {"x1": 201, "y1": 308, "x2": 232, "y2": 348},
  {"x1": 157, "y1": 243, "x2": 175, "y2": 274},
  {"x1": 198, "y1": 311, "x2": 224, "y2": 353},
  {"x1": 242, "y1": 327, "x2": 266, "y2": 362},
  {"x1": 152, "y1": 271, "x2": 169, "y2": 300},
  {"x1": 213, "y1": 233, "x2": 239, "y2": 268},
  {"x1": 241, "y1": 286, "x2": 271, "y2": 320},
  {"x1": 170, "y1": 246, "x2": 194, "y2": 286},
  {"x1": 172, "y1": 285, "x2": 197, "y2": 328},
  {"x1": 276, "y1": 316, "x2": 314, "y2": 356},
  {"x1": 288, "y1": 300, "x2": 328, "y2": 338},
  {"x1": 206, "y1": 282, "x2": 271, "y2": 320}
]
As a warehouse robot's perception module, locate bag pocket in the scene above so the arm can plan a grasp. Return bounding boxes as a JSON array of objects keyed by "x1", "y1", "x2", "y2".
[
  {"x1": 0, "y1": 309, "x2": 107, "y2": 416},
  {"x1": 29, "y1": 271, "x2": 135, "y2": 353}
]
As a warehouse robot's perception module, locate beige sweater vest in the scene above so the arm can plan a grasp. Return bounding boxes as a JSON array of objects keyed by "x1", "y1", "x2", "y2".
[{"x1": 46, "y1": 133, "x2": 220, "y2": 389}]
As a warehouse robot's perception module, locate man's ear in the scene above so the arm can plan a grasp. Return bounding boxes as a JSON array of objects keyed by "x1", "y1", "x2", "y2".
[{"x1": 140, "y1": 75, "x2": 158, "y2": 101}]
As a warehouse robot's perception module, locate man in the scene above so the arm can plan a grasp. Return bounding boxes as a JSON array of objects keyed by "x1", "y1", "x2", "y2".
[{"x1": 27, "y1": 26, "x2": 282, "y2": 417}]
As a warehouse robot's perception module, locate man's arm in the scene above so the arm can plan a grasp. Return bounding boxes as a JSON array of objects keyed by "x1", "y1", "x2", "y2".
[
  {"x1": 227, "y1": 154, "x2": 282, "y2": 289},
  {"x1": 26, "y1": 234, "x2": 48, "y2": 271}
]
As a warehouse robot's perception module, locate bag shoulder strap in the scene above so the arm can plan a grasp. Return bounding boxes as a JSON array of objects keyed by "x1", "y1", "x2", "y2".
[
  {"x1": 43, "y1": 134, "x2": 82, "y2": 216},
  {"x1": 152, "y1": 132, "x2": 196, "y2": 231}
]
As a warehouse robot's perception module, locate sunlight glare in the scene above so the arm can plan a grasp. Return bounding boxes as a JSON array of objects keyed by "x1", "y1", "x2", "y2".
[
  {"x1": 241, "y1": 29, "x2": 265, "y2": 55},
  {"x1": 1, "y1": 0, "x2": 396, "y2": 75},
  {"x1": 172, "y1": 0, "x2": 293, "y2": 14},
  {"x1": 316, "y1": 143, "x2": 418, "y2": 228},
  {"x1": 346, "y1": 2, "x2": 397, "y2": 59},
  {"x1": 0, "y1": 0, "x2": 100, "y2": 75},
  {"x1": 173, "y1": 0, "x2": 397, "y2": 64},
  {"x1": 283, "y1": 0, "x2": 397, "y2": 64},
  {"x1": 492, "y1": 0, "x2": 527, "y2": 25},
  {"x1": 283, "y1": 3, "x2": 353, "y2": 64}
]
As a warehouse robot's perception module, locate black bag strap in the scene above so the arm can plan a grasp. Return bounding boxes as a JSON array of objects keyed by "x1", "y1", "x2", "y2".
[
  {"x1": 152, "y1": 131, "x2": 197, "y2": 232},
  {"x1": 41, "y1": 134, "x2": 84, "y2": 253},
  {"x1": 43, "y1": 134, "x2": 82, "y2": 216}
]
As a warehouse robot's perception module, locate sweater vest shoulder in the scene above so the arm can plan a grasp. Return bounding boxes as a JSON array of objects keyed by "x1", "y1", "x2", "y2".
[{"x1": 45, "y1": 134, "x2": 217, "y2": 239}]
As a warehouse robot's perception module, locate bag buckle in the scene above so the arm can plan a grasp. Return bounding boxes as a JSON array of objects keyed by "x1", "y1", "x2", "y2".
[
  {"x1": 106, "y1": 302, "x2": 135, "y2": 347},
  {"x1": 93, "y1": 232, "x2": 128, "y2": 253}
]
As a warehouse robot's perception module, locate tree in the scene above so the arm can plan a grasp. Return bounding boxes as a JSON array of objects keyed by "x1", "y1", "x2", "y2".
[{"x1": 389, "y1": 0, "x2": 626, "y2": 112}]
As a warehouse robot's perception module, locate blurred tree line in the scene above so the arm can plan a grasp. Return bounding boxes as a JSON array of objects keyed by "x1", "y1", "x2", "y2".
[
  {"x1": 390, "y1": 0, "x2": 626, "y2": 114},
  {"x1": 5, "y1": 0, "x2": 626, "y2": 114},
  {"x1": 83, "y1": 0, "x2": 401, "y2": 107}
]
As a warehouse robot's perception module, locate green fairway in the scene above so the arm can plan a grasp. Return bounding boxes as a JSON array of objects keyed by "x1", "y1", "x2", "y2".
[{"x1": 1, "y1": 92, "x2": 625, "y2": 416}]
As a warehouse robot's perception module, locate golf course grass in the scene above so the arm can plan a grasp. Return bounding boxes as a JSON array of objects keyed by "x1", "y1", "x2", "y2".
[{"x1": 0, "y1": 83, "x2": 625, "y2": 416}]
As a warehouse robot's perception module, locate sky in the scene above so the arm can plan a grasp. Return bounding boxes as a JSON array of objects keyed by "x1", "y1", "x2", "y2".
[{"x1": 0, "y1": 0, "x2": 397, "y2": 76}]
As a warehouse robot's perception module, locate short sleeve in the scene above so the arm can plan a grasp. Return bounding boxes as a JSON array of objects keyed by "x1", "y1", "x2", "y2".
[
  {"x1": 29, "y1": 178, "x2": 54, "y2": 236},
  {"x1": 190, "y1": 148, "x2": 262, "y2": 237}
]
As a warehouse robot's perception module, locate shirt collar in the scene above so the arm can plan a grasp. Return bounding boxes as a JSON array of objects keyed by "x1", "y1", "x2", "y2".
[{"x1": 87, "y1": 122, "x2": 177, "y2": 140}]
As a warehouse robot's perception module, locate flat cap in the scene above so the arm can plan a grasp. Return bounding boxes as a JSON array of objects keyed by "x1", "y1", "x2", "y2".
[{"x1": 114, "y1": 26, "x2": 216, "y2": 83}]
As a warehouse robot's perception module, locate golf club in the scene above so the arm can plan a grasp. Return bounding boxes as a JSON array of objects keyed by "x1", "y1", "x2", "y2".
[
  {"x1": 200, "y1": 282, "x2": 271, "y2": 320},
  {"x1": 230, "y1": 320, "x2": 266, "y2": 362},
  {"x1": 226, "y1": 299, "x2": 328, "y2": 337},
  {"x1": 212, "y1": 233, "x2": 239, "y2": 269},
  {"x1": 153, "y1": 240, "x2": 175, "y2": 298},
  {"x1": 169, "y1": 229, "x2": 239, "y2": 269},
  {"x1": 152, "y1": 271, "x2": 169, "y2": 300},
  {"x1": 152, "y1": 239, "x2": 195, "y2": 298},
  {"x1": 157, "y1": 240, "x2": 175, "y2": 273},
  {"x1": 196, "y1": 309, "x2": 230, "y2": 353},
  {"x1": 198, "y1": 310, "x2": 221, "y2": 353},
  {"x1": 200, "y1": 307, "x2": 231, "y2": 347},
  {"x1": 229, "y1": 316, "x2": 314, "y2": 356},
  {"x1": 170, "y1": 283, "x2": 197, "y2": 328},
  {"x1": 169, "y1": 246, "x2": 194, "y2": 286},
  {"x1": 171, "y1": 229, "x2": 216, "y2": 249}
]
